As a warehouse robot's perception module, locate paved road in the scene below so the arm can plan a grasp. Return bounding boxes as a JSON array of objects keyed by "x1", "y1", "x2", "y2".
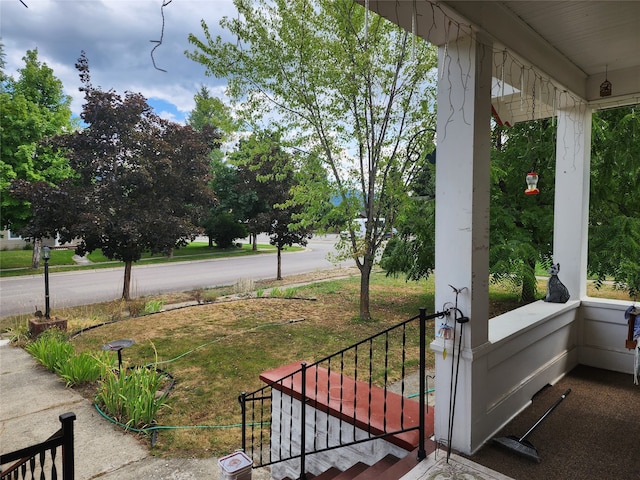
[{"x1": 0, "y1": 235, "x2": 351, "y2": 318}]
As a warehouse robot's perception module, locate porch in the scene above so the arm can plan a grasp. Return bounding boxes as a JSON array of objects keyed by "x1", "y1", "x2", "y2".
[{"x1": 355, "y1": 0, "x2": 640, "y2": 460}]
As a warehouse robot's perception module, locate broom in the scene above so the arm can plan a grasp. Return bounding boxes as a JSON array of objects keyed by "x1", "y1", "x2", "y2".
[{"x1": 492, "y1": 388, "x2": 571, "y2": 463}]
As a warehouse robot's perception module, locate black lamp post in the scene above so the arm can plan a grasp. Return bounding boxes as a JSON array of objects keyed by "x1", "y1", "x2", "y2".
[{"x1": 42, "y1": 246, "x2": 51, "y2": 319}]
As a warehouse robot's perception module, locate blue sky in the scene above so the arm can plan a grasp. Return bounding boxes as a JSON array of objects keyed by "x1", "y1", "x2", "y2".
[{"x1": 1, "y1": 0, "x2": 238, "y2": 124}]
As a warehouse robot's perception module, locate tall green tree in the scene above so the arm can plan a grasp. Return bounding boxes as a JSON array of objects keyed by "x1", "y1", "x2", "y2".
[
  {"x1": 380, "y1": 146, "x2": 436, "y2": 281},
  {"x1": 187, "y1": 0, "x2": 437, "y2": 319},
  {"x1": 203, "y1": 157, "x2": 248, "y2": 248},
  {"x1": 1, "y1": 49, "x2": 76, "y2": 265},
  {"x1": 12, "y1": 54, "x2": 218, "y2": 299},
  {"x1": 186, "y1": 86, "x2": 245, "y2": 247},
  {"x1": 186, "y1": 86, "x2": 236, "y2": 138},
  {"x1": 589, "y1": 105, "x2": 640, "y2": 300},
  {"x1": 381, "y1": 119, "x2": 557, "y2": 302},
  {"x1": 489, "y1": 119, "x2": 556, "y2": 302},
  {"x1": 231, "y1": 131, "x2": 312, "y2": 279}
]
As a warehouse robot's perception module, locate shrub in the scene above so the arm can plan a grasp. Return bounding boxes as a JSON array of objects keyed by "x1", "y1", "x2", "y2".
[
  {"x1": 144, "y1": 299, "x2": 164, "y2": 314},
  {"x1": 206, "y1": 212, "x2": 248, "y2": 248},
  {"x1": 270, "y1": 287, "x2": 282, "y2": 297},
  {"x1": 25, "y1": 330, "x2": 74, "y2": 372},
  {"x1": 96, "y1": 364, "x2": 168, "y2": 429},
  {"x1": 57, "y1": 351, "x2": 114, "y2": 387},
  {"x1": 284, "y1": 287, "x2": 298, "y2": 298}
]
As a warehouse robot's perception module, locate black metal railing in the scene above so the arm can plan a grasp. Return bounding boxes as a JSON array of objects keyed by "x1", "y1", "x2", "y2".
[
  {"x1": 239, "y1": 308, "x2": 444, "y2": 479},
  {"x1": 1, "y1": 412, "x2": 76, "y2": 480}
]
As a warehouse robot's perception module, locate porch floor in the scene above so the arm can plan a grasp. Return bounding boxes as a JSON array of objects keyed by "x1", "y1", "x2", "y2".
[
  {"x1": 407, "y1": 365, "x2": 639, "y2": 480},
  {"x1": 272, "y1": 363, "x2": 638, "y2": 479}
]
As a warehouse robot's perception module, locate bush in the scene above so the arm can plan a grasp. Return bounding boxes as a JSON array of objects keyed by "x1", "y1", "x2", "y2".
[
  {"x1": 25, "y1": 330, "x2": 74, "y2": 372},
  {"x1": 57, "y1": 351, "x2": 114, "y2": 387},
  {"x1": 144, "y1": 299, "x2": 164, "y2": 314},
  {"x1": 96, "y1": 364, "x2": 168, "y2": 429},
  {"x1": 207, "y1": 212, "x2": 248, "y2": 249}
]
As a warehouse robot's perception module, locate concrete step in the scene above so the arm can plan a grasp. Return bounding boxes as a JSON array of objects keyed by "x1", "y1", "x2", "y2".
[
  {"x1": 312, "y1": 467, "x2": 342, "y2": 479},
  {"x1": 376, "y1": 448, "x2": 428, "y2": 480},
  {"x1": 331, "y1": 462, "x2": 368, "y2": 480},
  {"x1": 351, "y1": 454, "x2": 399, "y2": 480}
]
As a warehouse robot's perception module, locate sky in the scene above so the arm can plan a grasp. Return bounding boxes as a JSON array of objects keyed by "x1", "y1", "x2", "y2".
[{"x1": 1, "y1": 0, "x2": 238, "y2": 124}]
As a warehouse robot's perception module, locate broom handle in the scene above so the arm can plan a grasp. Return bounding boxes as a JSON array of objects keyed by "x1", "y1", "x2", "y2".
[{"x1": 519, "y1": 389, "x2": 571, "y2": 442}]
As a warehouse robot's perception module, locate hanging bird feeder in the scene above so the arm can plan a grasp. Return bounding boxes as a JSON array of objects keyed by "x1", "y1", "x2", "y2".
[{"x1": 525, "y1": 172, "x2": 539, "y2": 195}]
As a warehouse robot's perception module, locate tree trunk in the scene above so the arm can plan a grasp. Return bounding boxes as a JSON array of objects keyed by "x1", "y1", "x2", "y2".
[
  {"x1": 208, "y1": 236, "x2": 213, "y2": 247},
  {"x1": 359, "y1": 256, "x2": 373, "y2": 320},
  {"x1": 31, "y1": 238, "x2": 42, "y2": 269},
  {"x1": 252, "y1": 233, "x2": 257, "y2": 251},
  {"x1": 276, "y1": 247, "x2": 282, "y2": 280},
  {"x1": 122, "y1": 260, "x2": 133, "y2": 300}
]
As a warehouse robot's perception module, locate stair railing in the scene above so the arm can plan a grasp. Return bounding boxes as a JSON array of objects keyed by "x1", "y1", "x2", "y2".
[
  {"x1": 239, "y1": 308, "x2": 445, "y2": 479},
  {"x1": 1, "y1": 412, "x2": 76, "y2": 480}
]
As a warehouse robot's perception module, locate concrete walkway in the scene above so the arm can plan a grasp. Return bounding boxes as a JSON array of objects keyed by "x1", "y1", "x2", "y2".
[{"x1": 0, "y1": 340, "x2": 271, "y2": 479}]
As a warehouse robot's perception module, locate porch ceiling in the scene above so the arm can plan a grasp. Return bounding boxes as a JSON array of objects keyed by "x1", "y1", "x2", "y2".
[{"x1": 359, "y1": 1, "x2": 640, "y2": 123}]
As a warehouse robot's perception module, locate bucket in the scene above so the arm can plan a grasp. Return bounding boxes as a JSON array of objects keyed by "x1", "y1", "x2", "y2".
[{"x1": 218, "y1": 451, "x2": 252, "y2": 480}]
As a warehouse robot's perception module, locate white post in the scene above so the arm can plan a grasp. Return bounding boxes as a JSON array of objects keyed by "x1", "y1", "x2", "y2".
[
  {"x1": 553, "y1": 103, "x2": 592, "y2": 299},
  {"x1": 432, "y1": 34, "x2": 492, "y2": 454}
]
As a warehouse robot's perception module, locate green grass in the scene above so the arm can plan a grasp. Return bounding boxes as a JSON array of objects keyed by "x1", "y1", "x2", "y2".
[
  {"x1": 0, "y1": 241, "x2": 289, "y2": 277},
  {"x1": 0, "y1": 249, "x2": 77, "y2": 269}
]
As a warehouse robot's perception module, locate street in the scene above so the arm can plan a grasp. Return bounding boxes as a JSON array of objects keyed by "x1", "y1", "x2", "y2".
[{"x1": 0, "y1": 235, "x2": 351, "y2": 318}]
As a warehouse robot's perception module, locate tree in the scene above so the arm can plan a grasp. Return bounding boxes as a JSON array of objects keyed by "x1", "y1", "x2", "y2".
[
  {"x1": 187, "y1": 85, "x2": 237, "y2": 138},
  {"x1": 488, "y1": 119, "x2": 556, "y2": 302},
  {"x1": 380, "y1": 150, "x2": 436, "y2": 281},
  {"x1": 186, "y1": 87, "x2": 246, "y2": 248},
  {"x1": 382, "y1": 107, "x2": 640, "y2": 303},
  {"x1": 589, "y1": 105, "x2": 640, "y2": 300},
  {"x1": 231, "y1": 130, "x2": 312, "y2": 279},
  {"x1": 381, "y1": 119, "x2": 557, "y2": 302},
  {"x1": 203, "y1": 157, "x2": 248, "y2": 248},
  {"x1": 12, "y1": 53, "x2": 218, "y2": 300},
  {"x1": 267, "y1": 158, "x2": 313, "y2": 281},
  {"x1": 380, "y1": 129, "x2": 436, "y2": 280},
  {"x1": 187, "y1": 0, "x2": 437, "y2": 319},
  {"x1": 230, "y1": 133, "x2": 279, "y2": 250},
  {"x1": 0, "y1": 49, "x2": 76, "y2": 266}
]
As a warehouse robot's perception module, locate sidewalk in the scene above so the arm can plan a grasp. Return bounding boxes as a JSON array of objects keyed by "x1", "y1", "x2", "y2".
[{"x1": 0, "y1": 340, "x2": 271, "y2": 479}]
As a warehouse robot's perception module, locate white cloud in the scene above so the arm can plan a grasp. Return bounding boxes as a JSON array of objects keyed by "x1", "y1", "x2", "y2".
[{"x1": 1, "y1": 0, "x2": 237, "y2": 123}]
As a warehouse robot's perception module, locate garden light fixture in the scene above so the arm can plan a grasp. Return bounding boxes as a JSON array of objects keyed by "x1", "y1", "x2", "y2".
[{"x1": 42, "y1": 246, "x2": 51, "y2": 319}]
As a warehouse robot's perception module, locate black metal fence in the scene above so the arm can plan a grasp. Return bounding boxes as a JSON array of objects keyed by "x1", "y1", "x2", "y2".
[
  {"x1": 1, "y1": 412, "x2": 75, "y2": 480},
  {"x1": 239, "y1": 308, "x2": 444, "y2": 480}
]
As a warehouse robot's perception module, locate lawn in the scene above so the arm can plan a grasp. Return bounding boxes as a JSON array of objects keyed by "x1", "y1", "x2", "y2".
[
  {"x1": 6, "y1": 269, "x2": 633, "y2": 458},
  {"x1": 68, "y1": 271, "x2": 442, "y2": 457}
]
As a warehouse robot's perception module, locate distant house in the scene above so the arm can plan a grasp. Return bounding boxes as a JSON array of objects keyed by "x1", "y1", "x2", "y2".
[
  {"x1": 0, "y1": 229, "x2": 29, "y2": 251},
  {"x1": 0, "y1": 230, "x2": 74, "y2": 251}
]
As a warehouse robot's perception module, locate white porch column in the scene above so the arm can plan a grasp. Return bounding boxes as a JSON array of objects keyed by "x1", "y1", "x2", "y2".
[
  {"x1": 553, "y1": 104, "x2": 592, "y2": 298},
  {"x1": 432, "y1": 34, "x2": 492, "y2": 454}
]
